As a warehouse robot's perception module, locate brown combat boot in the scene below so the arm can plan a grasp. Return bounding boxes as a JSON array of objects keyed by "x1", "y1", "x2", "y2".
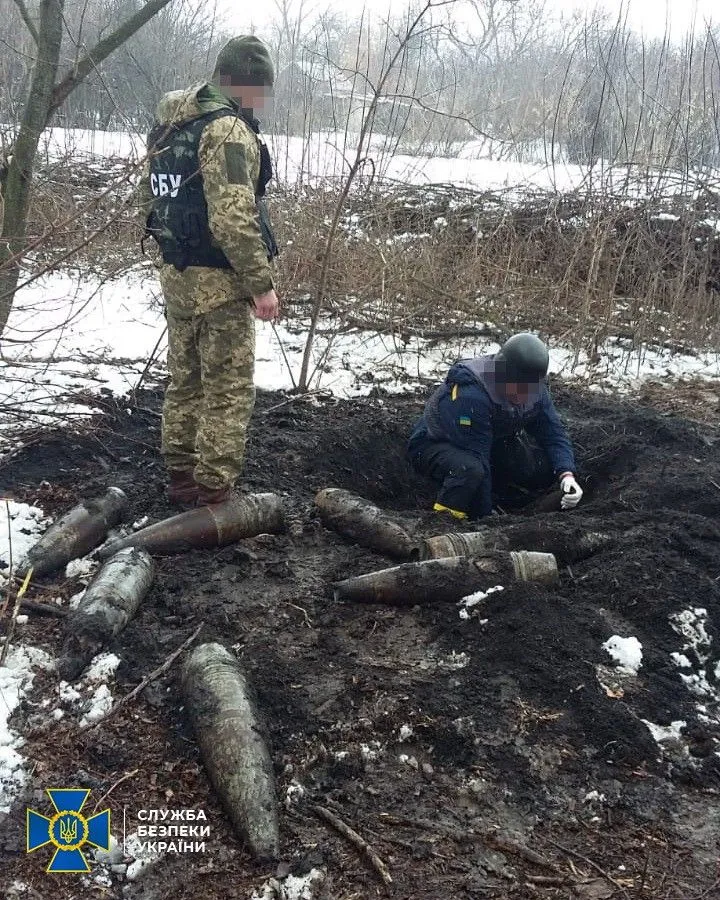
[
  {"x1": 196, "y1": 482, "x2": 233, "y2": 506},
  {"x1": 166, "y1": 469, "x2": 199, "y2": 508}
]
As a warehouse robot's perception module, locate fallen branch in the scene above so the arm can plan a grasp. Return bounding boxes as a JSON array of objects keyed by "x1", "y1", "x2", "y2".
[
  {"x1": 80, "y1": 623, "x2": 204, "y2": 732},
  {"x1": 313, "y1": 804, "x2": 393, "y2": 888},
  {"x1": 132, "y1": 325, "x2": 168, "y2": 397},
  {"x1": 92, "y1": 768, "x2": 139, "y2": 813},
  {"x1": 0, "y1": 521, "x2": 25, "y2": 667},
  {"x1": 20, "y1": 598, "x2": 68, "y2": 618},
  {"x1": 547, "y1": 839, "x2": 631, "y2": 898},
  {"x1": 487, "y1": 834, "x2": 562, "y2": 874},
  {"x1": 525, "y1": 875, "x2": 571, "y2": 886}
]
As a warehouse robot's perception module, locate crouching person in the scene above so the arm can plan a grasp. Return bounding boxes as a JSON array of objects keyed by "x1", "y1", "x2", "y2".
[{"x1": 408, "y1": 333, "x2": 583, "y2": 519}]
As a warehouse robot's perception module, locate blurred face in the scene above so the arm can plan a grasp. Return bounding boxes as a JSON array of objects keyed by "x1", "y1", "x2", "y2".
[
  {"x1": 500, "y1": 381, "x2": 538, "y2": 405},
  {"x1": 217, "y1": 76, "x2": 271, "y2": 112}
]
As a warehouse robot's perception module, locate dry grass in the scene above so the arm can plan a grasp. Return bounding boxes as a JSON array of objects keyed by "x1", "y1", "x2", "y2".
[
  {"x1": 275, "y1": 179, "x2": 720, "y2": 352},
  {"x1": 21, "y1": 162, "x2": 720, "y2": 355}
]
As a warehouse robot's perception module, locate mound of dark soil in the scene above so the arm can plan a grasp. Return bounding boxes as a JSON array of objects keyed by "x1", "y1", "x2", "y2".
[{"x1": 1, "y1": 385, "x2": 719, "y2": 900}]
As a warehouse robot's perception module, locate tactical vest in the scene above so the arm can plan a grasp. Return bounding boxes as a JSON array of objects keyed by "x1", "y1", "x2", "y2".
[{"x1": 145, "y1": 108, "x2": 278, "y2": 272}]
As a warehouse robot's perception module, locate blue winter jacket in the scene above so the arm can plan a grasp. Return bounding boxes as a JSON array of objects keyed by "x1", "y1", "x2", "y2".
[{"x1": 408, "y1": 355, "x2": 576, "y2": 499}]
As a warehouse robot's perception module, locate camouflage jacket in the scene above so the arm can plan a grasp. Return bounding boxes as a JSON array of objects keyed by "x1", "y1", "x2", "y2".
[{"x1": 137, "y1": 82, "x2": 275, "y2": 297}]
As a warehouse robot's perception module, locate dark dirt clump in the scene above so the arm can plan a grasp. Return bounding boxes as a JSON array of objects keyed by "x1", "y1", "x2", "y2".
[{"x1": 1, "y1": 384, "x2": 719, "y2": 900}]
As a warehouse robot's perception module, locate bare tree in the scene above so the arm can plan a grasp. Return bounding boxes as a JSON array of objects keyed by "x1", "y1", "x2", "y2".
[
  {"x1": 296, "y1": 0, "x2": 458, "y2": 392},
  {"x1": 0, "y1": 0, "x2": 178, "y2": 338}
]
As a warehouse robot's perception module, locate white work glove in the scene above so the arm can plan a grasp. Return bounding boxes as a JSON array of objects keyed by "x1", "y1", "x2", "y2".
[{"x1": 559, "y1": 472, "x2": 583, "y2": 510}]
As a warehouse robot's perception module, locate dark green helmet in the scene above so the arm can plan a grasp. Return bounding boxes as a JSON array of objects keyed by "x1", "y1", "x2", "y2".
[{"x1": 495, "y1": 333, "x2": 549, "y2": 383}]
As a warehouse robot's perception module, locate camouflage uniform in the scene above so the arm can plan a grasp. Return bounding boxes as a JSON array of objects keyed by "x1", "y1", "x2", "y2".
[{"x1": 140, "y1": 83, "x2": 275, "y2": 491}]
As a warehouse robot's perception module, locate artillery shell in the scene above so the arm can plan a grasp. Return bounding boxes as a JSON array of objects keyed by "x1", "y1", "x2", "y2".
[
  {"x1": 23, "y1": 487, "x2": 129, "y2": 578},
  {"x1": 315, "y1": 487, "x2": 415, "y2": 559},
  {"x1": 181, "y1": 643, "x2": 280, "y2": 860}
]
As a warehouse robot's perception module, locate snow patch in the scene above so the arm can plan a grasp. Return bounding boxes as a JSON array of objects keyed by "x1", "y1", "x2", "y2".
[
  {"x1": 360, "y1": 742, "x2": 382, "y2": 762},
  {"x1": 124, "y1": 830, "x2": 164, "y2": 881},
  {"x1": 0, "y1": 645, "x2": 54, "y2": 813},
  {"x1": 250, "y1": 868, "x2": 326, "y2": 900},
  {"x1": 0, "y1": 501, "x2": 49, "y2": 578},
  {"x1": 84, "y1": 652, "x2": 121, "y2": 683},
  {"x1": 65, "y1": 557, "x2": 98, "y2": 580},
  {"x1": 602, "y1": 636, "x2": 643, "y2": 674},
  {"x1": 284, "y1": 780, "x2": 306, "y2": 809},
  {"x1": 669, "y1": 608, "x2": 720, "y2": 719},
  {"x1": 642, "y1": 720, "x2": 687, "y2": 746},
  {"x1": 69, "y1": 590, "x2": 87, "y2": 610},
  {"x1": 55, "y1": 652, "x2": 119, "y2": 727},
  {"x1": 398, "y1": 724, "x2": 414, "y2": 741},
  {"x1": 671, "y1": 653, "x2": 692, "y2": 669},
  {"x1": 439, "y1": 651, "x2": 470, "y2": 670},
  {"x1": 459, "y1": 585, "x2": 504, "y2": 619},
  {"x1": 79, "y1": 684, "x2": 113, "y2": 727},
  {"x1": 671, "y1": 608, "x2": 712, "y2": 663}
]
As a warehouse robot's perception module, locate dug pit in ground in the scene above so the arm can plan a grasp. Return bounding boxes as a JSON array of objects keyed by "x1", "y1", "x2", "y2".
[{"x1": 0, "y1": 385, "x2": 719, "y2": 899}]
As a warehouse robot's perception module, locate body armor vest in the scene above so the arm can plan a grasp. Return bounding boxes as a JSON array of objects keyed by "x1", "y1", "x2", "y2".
[{"x1": 145, "y1": 108, "x2": 278, "y2": 272}]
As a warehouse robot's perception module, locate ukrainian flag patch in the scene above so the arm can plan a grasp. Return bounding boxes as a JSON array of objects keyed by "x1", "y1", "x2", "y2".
[{"x1": 459, "y1": 416, "x2": 472, "y2": 426}]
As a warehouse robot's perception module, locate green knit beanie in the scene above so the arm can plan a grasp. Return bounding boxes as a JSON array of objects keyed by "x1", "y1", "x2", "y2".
[{"x1": 212, "y1": 36, "x2": 274, "y2": 88}]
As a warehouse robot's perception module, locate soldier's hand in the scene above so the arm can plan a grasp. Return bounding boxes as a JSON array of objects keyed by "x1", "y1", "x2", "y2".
[{"x1": 253, "y1": 289, "x2": 280, "y2": 322}]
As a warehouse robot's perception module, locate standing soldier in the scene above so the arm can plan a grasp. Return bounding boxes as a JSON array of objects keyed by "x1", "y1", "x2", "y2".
[{"x1": 141, "y1": 36, "x2": 279, "y2": 507}]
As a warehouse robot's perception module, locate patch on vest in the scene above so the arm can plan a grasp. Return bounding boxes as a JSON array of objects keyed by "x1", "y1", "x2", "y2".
[
  {"x1": 224, "y1": 144, "x2": 249, "y2": 185},
  {"x1": 459, "y1": 416, "x2": 472, "y2": 427},
  {"x1": 150, "y1": 173, "x2": 182, "y2": 198}
]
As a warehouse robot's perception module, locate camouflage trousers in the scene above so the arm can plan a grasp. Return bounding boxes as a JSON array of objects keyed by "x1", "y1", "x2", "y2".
[{"x1": 160, "y1": 267, "x2": 256, "y2": 490}]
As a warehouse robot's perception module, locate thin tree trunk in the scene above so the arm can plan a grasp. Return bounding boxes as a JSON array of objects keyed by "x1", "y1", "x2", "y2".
[
  {"x1": 0, "y1": 0, "x2": 176, "y2": 340},
  {"x1": 0, "y1": 0, "x2": 65, "y2": 336}
]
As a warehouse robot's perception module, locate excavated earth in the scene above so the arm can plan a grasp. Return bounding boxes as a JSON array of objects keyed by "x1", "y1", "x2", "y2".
[{"x1": 0, "y1": 383, "x2": 719, "y2": 900}]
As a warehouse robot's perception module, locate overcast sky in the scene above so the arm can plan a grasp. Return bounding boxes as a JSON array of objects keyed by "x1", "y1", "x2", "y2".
[{"x1": 218, "y1": 0, "x2": 716, "y2": 41}]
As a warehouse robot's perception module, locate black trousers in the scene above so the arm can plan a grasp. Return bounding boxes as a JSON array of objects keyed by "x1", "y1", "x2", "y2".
[{"x1": 413, "y1": 433, "x2": 554, "y2": 519}]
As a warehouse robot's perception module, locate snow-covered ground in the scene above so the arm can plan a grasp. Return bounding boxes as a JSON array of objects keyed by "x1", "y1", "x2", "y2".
[
  {"x1": 32, "y1": 123, "x2": 717, "y2": 198},
  {"x1": 2, "y1": 267, "x2": 719, "y2": 438}
]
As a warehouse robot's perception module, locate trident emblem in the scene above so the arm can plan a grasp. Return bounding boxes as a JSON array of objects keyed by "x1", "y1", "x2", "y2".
[
  {"x1": 59, "y1": 816, "x2": 79, "y2": 844},
  {"x1": 27, "y1": 789, "x2": 111, "y2": 873}
]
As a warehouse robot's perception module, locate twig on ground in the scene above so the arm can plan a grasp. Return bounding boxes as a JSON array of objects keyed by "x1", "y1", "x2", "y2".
[
  {"x1": 271, "y1": 322, "x2": 298, "y2": 390},
  {"x1": 80, "y1": 623, "x2": 204, "y2": 732},
  {"x1": 525, "y1": 875, "x2": 571, "y2": 886},
  {"x1": 487, "y1": 834, "x2": 562, "y2": 874},
  {"x1": 92, "y1": 768, "x2": 140, "y2": 812},
  {"x1": 547, "y1": 838, "x2": 631, "y2": 897},
  {"x1": 0, "y1": 500, "x2": 14, "y2": 623},
  {"x1": 133, "y1": 325, "x2": 168, "y2": 397},
  {"x1": 313, "y1": 804, "x2": 393, "y2": 888},
  {"x1": 0, "y1": 525, "x2": 30, "y2": 667},
  {"x1": 263, "y1": 390, "x2": 334, "y2": 416},
  {"x1": 284, "y1": 602, "x2": 312, "y2": 628},
  {"x1": 19, "y1": 598, "x2": 68, "y2": 618}
]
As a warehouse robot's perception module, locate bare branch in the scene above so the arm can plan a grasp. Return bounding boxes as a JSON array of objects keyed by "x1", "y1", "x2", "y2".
[
  {"x1": 11, "y1": 0, "x2": 39, "y2": 46},
  {"x1": 47, "y1": 0, "x2": 175, "y2": 125}
]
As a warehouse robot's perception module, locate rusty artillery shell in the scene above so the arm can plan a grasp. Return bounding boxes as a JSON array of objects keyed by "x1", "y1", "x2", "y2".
[
  {"x1": 315, "y1": 487, "x2": 415, "y2": 559},
  {"x1": 332, "y1": 550, "x2": 559, "y2": 605},
  {"x1": 22, "y1": 487, "x2": 129, "y2": 578},
  {"x1": 420, "y1": 524, "x2": 615, "y2": 567},
  {"x1": 181, "y1": 642, "x2": 280, "y2": 860},
  {"x1": 59, "y1": 548, "x2": 155, "y2": 680},
  {"x1": 97, "y1": 492, "x2": 284, "y2": 559}
]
